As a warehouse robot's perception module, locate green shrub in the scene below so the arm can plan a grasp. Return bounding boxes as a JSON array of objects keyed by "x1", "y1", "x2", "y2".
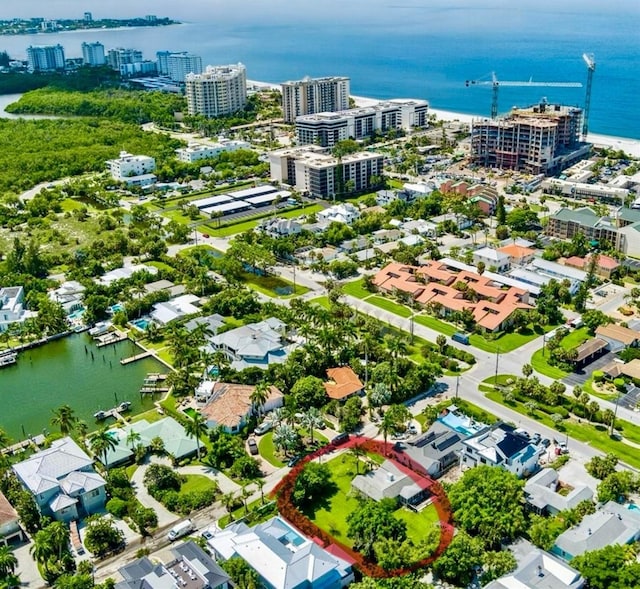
[
  {"x1": 593, "y1": 370, "x2": 605, "y2": 383},
  {"x1": 105, "y1": 498, "x2": 129, "y2": 518},
  {"x1": 613, "y1": 378, "x2": 627, "y2": 391}
]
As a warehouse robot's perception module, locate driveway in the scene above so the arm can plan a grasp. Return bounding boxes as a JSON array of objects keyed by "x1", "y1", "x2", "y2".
[
  {"x1": 12, "y1": 540, "x2": 44, "y2": 589},
  {"x1": 562, "y1": 351, "x2": 618, "y2": 387},
  {"x1": 130, "y1": 458, "x2": 179, "y2": 528}
]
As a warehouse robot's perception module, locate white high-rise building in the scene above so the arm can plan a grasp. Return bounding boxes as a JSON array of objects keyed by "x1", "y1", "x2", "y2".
[
  {"x1": 156, "y1": 50, "x2": 171, "y2": 75},
  {"x1": 81, "y1": 42, "x2": 106, "y2": 66},
  {"x1": 281, "y1": 76, "x2": 350, "y2": 123},
  {"x1": 26, "y1": 44, "x2": 65, "y2": 72},
  {"x1": 185, "y1": 64, "x2": 247, "y2": 118},
  {"x1": 167, "y1": 53, "x2": 202, "y2": 83},
  {"x1": 107, "y1": 48, "x2": 143, "y2": 71}
]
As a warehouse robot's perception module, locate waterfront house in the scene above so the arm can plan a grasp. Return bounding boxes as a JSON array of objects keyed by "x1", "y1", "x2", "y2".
[
  {"x1": 12, "y1": 437, "x2": 106, "y2": 522},
  {"x1": 205, "y1": 317, "x2": 295, "y2": 371},
  {"x1": 150, "y1": 294, "x2": 201, "y2": 326},
  {"x1": 49, "y1": 281, "x2": 86, "y2": 315},
  {"x1": 460, "y1": 422, "x2": 542, "y2": 478},
  {"x1": 0, "y1": 491, "x2": 24, "y2": 545},
  {"x1": 207, "y1": 516, "x2": 354, "y2": 589},
  {"x1": 116, "y1": 541, "x2": 230, "y2": 589},
  {"x1": 0, "y1": 286, "x2": 35, "y2": 332},
  {"x1": 196, "y1": 381, "x2": 283, "y2": 433},
  {"x1": 552, "y1": 501, "x2": 640, "y2": 560}
]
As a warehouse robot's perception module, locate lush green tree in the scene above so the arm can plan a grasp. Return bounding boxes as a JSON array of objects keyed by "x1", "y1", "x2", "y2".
[
  {"x1": 481, "y1": 550, "x2": 517, "y2": 584},
  {"x1": 506, "y1": 208, "x2": 539, "y2": 232},
  {"x1": 143, "y1": 464, "x2": 182, "y2": 495},
  {"x1": 448, "y1": 465, "x2": 526, "y2": 548},
  {"x1": 348, "y1": 575, "x2": 431, "y2": 589},
  {"x1": 378, "y1": 404, "x2": 411, "y2": 448},
  {"x1": 220, "y1": 556, "x2": 259, "y2": 589},
  {"x1": 572, "y1": 544, "x2": 640, "y2": 589},
  {"x1": 83, "y1": 515, "x2": 124, "y2": 557},
  {"x1": 496, "y1": 195, "x2": 506, "y2": 226},
  {"x1": 292, "y1": 462, "x2": 335, "y2": 509},
  {"x1": 339, "y1": 396, "x2": 363, "y2": 433},
  {"x1": 585, "y1": 453, "x2": 618, "y2": 480},
  {"x1": 299, "y1": 407, "x2": 324, "y2": 446},
  {"x1": 581, "y1": 309, "x2": 613, "y2": 334},
  {"x1": 432, "y1": 531, "x2": 483, "y2": 586},
  {"x1": 0, "y1": 545, "x2": 18, "y2": 577},
  {"x1": 89, "y1": 428, "x2": 117, "y2": 470},
  {"x1": 346, "y1": 498, "x2": 407, "y2": 560},
  {"x1": 597, "y1": 470, "x2": 636, "y2": 503},
  {"x1": 291, "y1": 376, "x2": 327, "y2": 408},
  {"x1": 272, "y1": 424, "x2": 298, "y2": 457}
]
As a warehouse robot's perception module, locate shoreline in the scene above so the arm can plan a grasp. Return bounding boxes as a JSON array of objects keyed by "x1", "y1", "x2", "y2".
[{"x1": 248, "y1": 82, "x2": 640, "y2": 159}]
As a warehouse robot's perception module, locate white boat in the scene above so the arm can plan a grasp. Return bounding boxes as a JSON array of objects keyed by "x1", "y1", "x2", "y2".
[
  {"x1": 93, "y1": 410, "x2": 106, "y2": 420},
  {"x1": 0, "y1": 352, "x2": 17, "y2": 368},
  {"x1": 89, "y1": 322, "x2": 111, "y2": 337},
  {"x1": 117, "y1": 401, "x2": 132, "y2": 412}
]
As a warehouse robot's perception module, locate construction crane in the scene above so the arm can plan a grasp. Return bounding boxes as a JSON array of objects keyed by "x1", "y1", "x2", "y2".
[
  {"x1": 582, "y1": 53, "x2": 596, "y2": 140},
  {"x1": 465, "y1": 72, "x2": 583, "y2": 119}
]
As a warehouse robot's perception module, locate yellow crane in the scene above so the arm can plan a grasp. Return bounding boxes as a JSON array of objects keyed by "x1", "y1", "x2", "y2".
[{"x1": 465, "y1": 72, "x2": 582, "y2": 119}]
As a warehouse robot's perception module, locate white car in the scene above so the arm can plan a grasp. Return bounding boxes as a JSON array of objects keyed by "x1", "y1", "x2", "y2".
[{"x1": 255, "y1": 420, "x2": 273, "y2": 435}]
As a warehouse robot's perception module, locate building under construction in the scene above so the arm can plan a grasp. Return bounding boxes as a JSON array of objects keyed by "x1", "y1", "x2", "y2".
[{"x1": 470, "y1": 101, "x2": 591, "y2": 175}]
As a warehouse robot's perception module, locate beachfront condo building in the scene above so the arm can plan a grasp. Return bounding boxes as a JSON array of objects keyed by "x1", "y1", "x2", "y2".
[
  {"x1": 107, "y1": 47, "x2": 143, "y2": 71},
  {"x1": 281, "y1": 76, "x2": 350, "y2": 123},
  {"x1": 269, "y1": 146, "x2": 384, "y2": 198},
  {"x1": 166, "y1": 52, "x2": 203, "y2": 83},
  {"x1": 26, "y1": 44, "x2": 65, "y2": 72},
  {"x1": 295, "y1": 99, "x2": 429, "y2": 147},
  {"x1": 185, "y1": 64, "x2": 247, "y2": 118},
  {"x1": 470, "y1": 101, "x2": 589, "y2": 175},
  {"x1": 81, "y1": 42, "x2": 106, "y2": 66}
]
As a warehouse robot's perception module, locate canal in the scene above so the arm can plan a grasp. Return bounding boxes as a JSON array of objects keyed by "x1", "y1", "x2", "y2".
[{"x1": 0, "y1": 333, "x2": 166, "y2": 441}]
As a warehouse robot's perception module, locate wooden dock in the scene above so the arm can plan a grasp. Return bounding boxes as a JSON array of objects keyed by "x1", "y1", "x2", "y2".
[
  {"x1": 139, "y1": 372, "x2": 169, "y2": 394},
  {"x1": 96, "y1": 331, "x2": 128, "y2": 348},
  {"x1": 120, "y1": 350, "x2": 153, "y2": 365}
]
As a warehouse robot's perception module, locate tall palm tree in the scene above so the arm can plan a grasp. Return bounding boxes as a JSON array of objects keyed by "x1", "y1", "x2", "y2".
[
  {"x1": 378, "y1": 404, "x2": 411, "y2": 453},
  {"x1": 184, "y1": 411, "x2": 208, "y2": 460},
  {"x1": 30, "y1": 529, "x2": 54, "y2": 572},
  {"x1": 300, "y1": 407, "x2": 323, "y2": 446},
  {"x1": 222, "y1": 492, "x2": 236, "y2": 521},
  {"x1": 126, "y1": 430, "x2": 142, "y2": 451},
  {"x1": 349, "y1": 444, "x2": 366, "y2": 475},
  {"x1": 241, "y1": 485, "x2": 251, "y2": 515},
  {"x1": 50, "y1": 405, "x2": 78, "y2": 436},
  {"x1": 75, "y1": 421, "x2": 88, "y2": 442},
  {"x1": 250, "y1": 383, "x2": 270, "y2": 420},
  {"x1": 255, "y1": 479, "x2": 266, "y2": 505},
  {"x1": 47, "y1": 521, "x2": 69, "y2": 561},
  {"x1": 273, "y1": 424, "x2": 298, "y2": 457},
  {"x1": 90, "y1": 428, "x2": 117, "y2": 471},
  {"x1": 0, "y1": 545, "x2": 18, "y2": 577}
]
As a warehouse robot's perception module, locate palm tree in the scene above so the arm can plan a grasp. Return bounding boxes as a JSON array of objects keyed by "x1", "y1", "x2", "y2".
[
  {"x1": 0, "y1": 545, "x2": 18, "y2": 577},
  {"x1": 250, "y1": 383, "x2": 270, "y2": 420},
  {"x1": 378, "y1": 404, "x2": 411, "y2": 453},
  {"x1": 47, "y1": 521, "x2": 69, "y2": 560},
  {"x1": 0, "y1": 429, "x2": 11, "y2": 450},
  {"x1": 367, "y1": 382, "x2": 391, "y2": 418},
  {"x1": 0, "y1": 572, "x2": 21, "y2": 589},
  {"x1": 75, "y1": 421, "x2": 88, "y2": 441},
  {"x1": 50, "y1": 405, "x2": 78, "y2": 436},
  {"x1": 222, "y1": 492, "x2": 236, "y2": 521},
  {"x1": 273, "y1": 424, "x2": 298, "y2": 457},
  {"x1": 300, "y1": 407, "x2": 323, "y2": 446},
  {"x1": 90, "y1": 427, "x2": 117, "y2": 470},
  {"x1": 126, "y1": 430, "x2": 142, "y2": 451},
  {"x1": 522, "y1": 364, "x2": 533, "y2": 379},
  {"x1": 349, "y1": 444, "x2": 366, "y2": 475},
  {"x1": 30, "y1": 529, "x2": 54, "y2": 572},
  {"x1": 255, "y1": 479, "x2": 266, "y2": 505},
  {"x1": 241, "y1": 485, "x2": 251, "y2": 515},
  {"x1": 184, "y1": 411, "x2": 208, "y2": 460}
]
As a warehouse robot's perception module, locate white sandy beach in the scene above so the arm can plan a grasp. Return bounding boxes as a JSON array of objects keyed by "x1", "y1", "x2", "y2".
[{"x1": 251, "y1": 83, "x2": 640, "y2": 158}]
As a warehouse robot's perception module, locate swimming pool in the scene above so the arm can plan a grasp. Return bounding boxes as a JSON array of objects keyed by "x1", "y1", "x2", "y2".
[
  {"x1": 68, "y1": 308, "x2": 85, "y2": 320},
  {"x1": 109, "y1": 303, "x2": 124, "y2": 314},
  {"x1": 131, "y1": 318, "x2": 150, "y2": 331}
]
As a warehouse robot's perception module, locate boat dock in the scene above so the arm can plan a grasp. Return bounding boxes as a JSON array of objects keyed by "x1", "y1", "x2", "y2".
[
  {"x1": 140, "y1": 372, "x2": 169, "y2": 394},
  {"x1": 0, "y1": 351, "x2": 17, "y2": 368},
  {"x1": 96, "y1": 331, "x2": 128, "y2": 348},
  {"x1": 121, "y1": 350, "x2": 154, "y2": 365},
  {"x1": 94, "y1": 401, "x2": 131, "y2": 422}
]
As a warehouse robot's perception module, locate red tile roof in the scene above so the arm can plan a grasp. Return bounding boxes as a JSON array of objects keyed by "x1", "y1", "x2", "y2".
[{"x1": 324, "y1": 367, "x2": 363, "y2": 400}]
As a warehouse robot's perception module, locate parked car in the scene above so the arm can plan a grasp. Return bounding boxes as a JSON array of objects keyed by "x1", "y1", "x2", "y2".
[
  {"x1": 287, "y1": 455, "x2": 302, "y2": 468},
  {"x1": 247, "y1": 437, "x2": 259, "y2": 455},
  {"x1": 532, "y1": 433, "x2": 542, "y2": 445},
  {"x1": 255, "y1": 420, "x2": 273, "y2": 435},
  {"x1": 331, "y1": 432, "x2": 349, "y2": 446},
  {"x1": 540, "y1": 438, "x2": 551, "y2": 448},
  {"x1": 201, "y1": 233, "x2": 210, "y2": 239}
]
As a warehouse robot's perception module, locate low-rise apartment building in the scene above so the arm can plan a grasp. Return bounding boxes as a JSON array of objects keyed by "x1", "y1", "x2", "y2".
[
  {"x1": 106, "y1": 151, "x2": 156, "y2": 185},
  {"x1": 175, "y1": 140, "x2": 250, "y2": 163}
]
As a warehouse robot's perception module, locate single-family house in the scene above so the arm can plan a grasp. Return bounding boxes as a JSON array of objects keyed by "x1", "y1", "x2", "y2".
[
  {"x1": 565, "y1": 254, "x2": 620, "y2": 279},
  {"x1": 317, "y1": 203, "x2": 360, "y2": 225},
  {"x1": 49, "y1": 281, "x2": 86, "y2": 315},
  {"x1": 497, "y1": 243, "x2": 536, "y2": 266},
  {"x1": 207, "y1": 318, "x2": 294, "y2": 371},
  {"x1": 259, "y1": 217, "x2": 302, "y2": 238},
  {"x1": 403, "y1": 421, "x2": 466, "y2": 479},
  {"x1": 400, "y1": 219, "x2": 437, "y2": 238},
  {"x1": 461, "y1": 422, "x2": 542, "y2": 478},
  {"x1": 524, "y1": 468, "x2": 594, "y2": 516},
  {"x1": 339, "y1": 236, "x2": 369, "y2": 253},
  {"x1": 12, "y1": 437, "x2": 106, "y2": 522},
  {"x1": 324, "y1": 367, "x2": 364, "y2": 401},
  {"x1": 472, "y1": 247, "x2": 511, "y2": 273},
  {"x1": 351, "y1": 460, "x2": 429, "y2": 506},
  {"x1": 572, "y1": 338, "x2": 609, "y2": 368},
  {"x1": 150, "y1": 294, "x2": 201, "y2": 326},
  {"x1": 485, "y1": 547, "x2": 585, "y2": 589},
  {"x1": 0, "y1": 287, "x2": 35, "y2": 332},
  {"x1": 103, "y1": 418, "x2": 199, "y2": 468},
  {"x1": 97, "y1": 264, "x2": 158, "y2": 287},
  {"x1": 185, "y1": 314, "x2": 225, "y2": 336},
  {"x1": 371, "y1": 229, "x2": 402, "y2": 244},
  {"x1": 595, "y1": 324, "x2": 640, "y2": 352},
  {"x1": 116, "y1": 541, "x2": 230, "y2": 589},
  {"x1": 206, "y1": 516, "x2": 354, "y2": 589},
  {"x1": 0, "y1": 491, "x2": 24, "y2": 545},
  {"x1": 553, "y1": 501, "x2": 640, "y2": 560},
  {"x1": 197, "y1": 382, "x2": 283, "y2": 433}
]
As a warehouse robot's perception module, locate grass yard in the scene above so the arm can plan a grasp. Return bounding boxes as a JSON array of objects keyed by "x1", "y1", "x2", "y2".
[
  {"x1": 162, "y1": 209, "x2": 202, "y2": 225},
  {"x1": 180, "y1": 474, "x2": 218, "y2": 494},
  {"x1": 241, "y1": 271, "x2": 309, "y2": 298},
  {"x1": 308, "y1": 296, "x2": 331, "y2": 309},
  {"x1": 342, "y1": 277, "x2": 374, "y2": 300},
  {"x1": 530, "y1": 327, "x2": 590, "y2": 379},
  {"x1": 414, "y1": 314, "x2": 458, "y2": 336},
  {"x1": 367, "y1": 296, "x2": 413, "y2": 318},
  {"x1": 146, "y1": 260, "x2": 176, "y2": 272},
  {"x1": 257, "y1": 432, "x2": 284, "y2": 468},
  {"x1": 395, "y1": 503, "x2": 441, "y2": 540}
]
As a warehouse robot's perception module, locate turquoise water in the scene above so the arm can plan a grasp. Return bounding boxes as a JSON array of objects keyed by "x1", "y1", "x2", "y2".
[
  {"x1": 68, "y1": 308, "x2": 85, "y2": 319},
  {"x1": 0, "y1": 333, "x2": 165, "y2": 441},
  {"x1": 109, "y1": 303, "x2": 124, "y2": 314},
  {"x1": 131, "y1": 318, "x2": 150, "y2": 331},
  {"x1": 0, "y1": 1, "x2": 637, "y2": 138}
]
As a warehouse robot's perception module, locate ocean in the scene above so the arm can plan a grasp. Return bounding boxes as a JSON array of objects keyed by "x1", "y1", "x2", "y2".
[{"x1": 1, "y1": 0, "x2": 638, "y2": 139}]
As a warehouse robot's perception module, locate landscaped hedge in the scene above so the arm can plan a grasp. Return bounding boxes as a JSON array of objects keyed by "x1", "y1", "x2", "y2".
[{"x1": 272, "y1": 436, "x2": 454, "y2": 578}]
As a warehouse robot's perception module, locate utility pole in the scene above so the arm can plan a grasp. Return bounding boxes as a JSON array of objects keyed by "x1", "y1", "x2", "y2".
[
  {"x1": 494, "y1": 346, "x2": 500, "y2": 384},
  {"x1": 455, "y1": 375, "x2": 460, "y2": 399},
  {"x1": 409, "y1": 298, "x2": 415, "y2": 344}
]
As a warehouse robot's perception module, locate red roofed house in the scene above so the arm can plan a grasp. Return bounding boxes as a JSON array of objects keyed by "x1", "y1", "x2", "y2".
[
  {"x1": 564, "y1": 254, "x2": 620, "y2": 279},
  {"x1": 374, "y1": 262, "x2": 532, "y2": 333},
  {"x1": 0, "y1": 491, "x2": 23, "y2": 545},
  {"x1": 497, "y1": 243, "x2": 537, "y2": 266},
  {"x1": 324, "y1": 367, "x2": 364, "y2": 401}
]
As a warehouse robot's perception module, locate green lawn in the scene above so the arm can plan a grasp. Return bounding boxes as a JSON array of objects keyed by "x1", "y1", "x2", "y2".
[
  {"x1": 342, "y1": 277, "x2": 374, "y2": 300},
  {"x1": 367, "y1": 296, "x2": 413, "y2": 318},
  {"x1": 414, "y1": 314, "x2": 458, "y2": 336},
  {"x1": 241, "y1": 271, "x2": 309, "y2": 298},
  {"x1": 308, "y1": 296, "x2": 331, "y2": 309},
  {"x1": 163, "y1": 209, "x2": 202, "y2": 225},
  {"x1": 181, "y1": 474, "x2": 217, "y2": 494},
  {"x1": 395, "y1": 503, "x2": 440, "y2": 540},
  {"x1": 530, "y1": 327, "x2": 590, "y2": 379},
  {"x1": 258, "y1": 432, "x2": 284, "y2": 467}
]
